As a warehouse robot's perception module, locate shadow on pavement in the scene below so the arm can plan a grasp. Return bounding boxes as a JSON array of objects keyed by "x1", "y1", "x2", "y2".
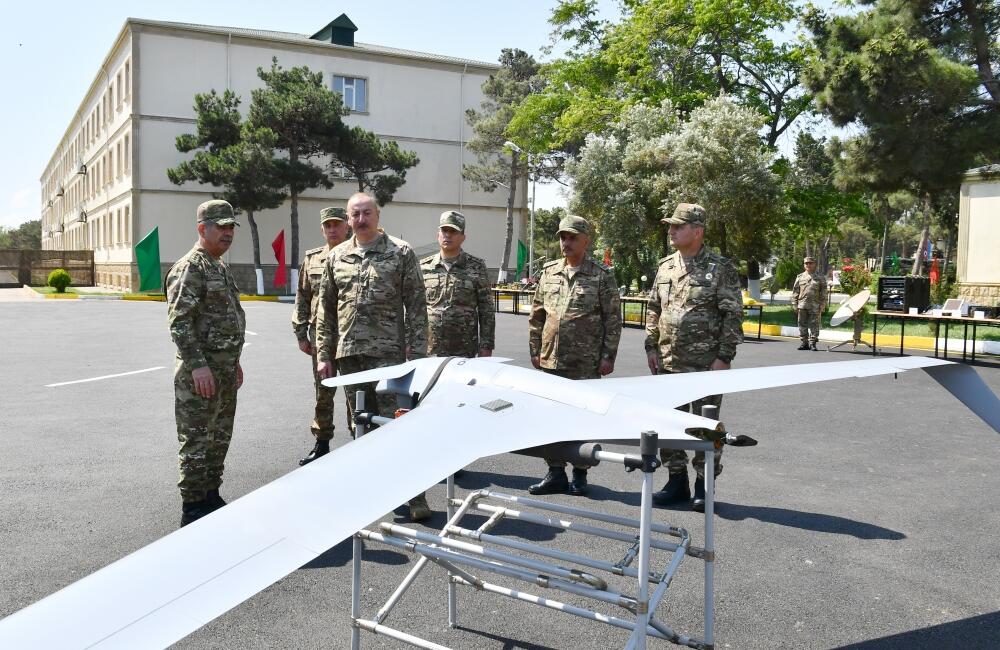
[
  {"x1": 833, "y1": 611, "x2": 1000, "y2": 649},
  {"x1": 717, "y1": 503, "x2": 905, "y2": 540},
  {"x1": 452, "y1": 626, "x2": 561, "y2": 650},
  {"x1": 300, "y1": 536, "x2": 409, "y2": 569}
]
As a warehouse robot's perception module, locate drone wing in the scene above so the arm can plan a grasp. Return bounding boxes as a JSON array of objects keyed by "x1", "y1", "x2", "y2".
[
  {"x1": 0, "y1": 365, "x2": 708, "y2": 650},
  {"x1": 588, "y1": 356, "x2": 1000, "y2": 434}
]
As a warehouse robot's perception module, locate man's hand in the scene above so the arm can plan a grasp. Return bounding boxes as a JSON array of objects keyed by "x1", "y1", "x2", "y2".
[
  {"x1": 646, "y1": 352, "x2": 660, "y2": 375},
  {"x1": 297, "y1": 339, "x2": 313, "y2": 355},
  {"x1": 478, "y1": 348, "x2": 493, "y2": 358},
  {"x1": 317, "y1": 360, "x2": 334, "y2": 379},
  {"x1": 531, "y1": 355, "x2": 541, "y2": 369},
  {"x1": 599, "y1": 358, "x2": 615, "y2": 376},
  {"x1": 710, "y1": 359, "x2": 731, "y2": 371},
  {"x1": 191, "y1": 366, "x2": 216, "y2": 399},
  {"x1": 236, "y1": 363, "x2": 244, "y2": 389}
]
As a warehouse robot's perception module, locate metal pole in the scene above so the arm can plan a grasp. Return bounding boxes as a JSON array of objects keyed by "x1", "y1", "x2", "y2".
[
  {"x1": 704, "y1": 451, "x2": 715, "y2": 648},
  {"x1": 446, "y1": 475, "x2": 457, "y2": 628},
  {"x1": 351, "y1": 534, "x2": 362, "y2": 650},
  {"x1": 354, "y1": 391, "x2": 366, "y2": 439},
  {"x1": 528, "y1": 154, "x2": 536, "y2": 279}
]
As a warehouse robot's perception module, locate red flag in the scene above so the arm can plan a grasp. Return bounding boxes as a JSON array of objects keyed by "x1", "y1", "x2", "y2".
[
  {"x1": 929, "y1": 257, "x2": 940, "y2": 285},
  {"x1": 603, "y1": 248, "x2": 612, "y2": 267},
  {"x1": 271, "y1": 230, "x2": 286, "y2": 288}
]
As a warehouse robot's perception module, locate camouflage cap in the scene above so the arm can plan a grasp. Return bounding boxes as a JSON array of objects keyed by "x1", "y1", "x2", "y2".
[
  {"x1": 197, "y1": 200, "x2": 239, "y2": 226},
  {"x1": 662, "y1": 203, "x2": 706, "y2": 226},
  {"x1": 803, "y1": 256, "x2": 816, "y2": 264},
  {"x1": 320, "y1": 207, "x2": 347, "y2": 223},
  {"x1": 439, "y1": 210, "x2": 466, "y2": 233},
  {"x1": 557, "y1": 214, "x2": 591, "y2": 235}
]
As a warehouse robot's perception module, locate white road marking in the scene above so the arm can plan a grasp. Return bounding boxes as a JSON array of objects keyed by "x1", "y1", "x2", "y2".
[
  {"x1": 46, "y1": 366, "x2": 165, "y2": 388},
  {"x1": 246, "y1": 330, "x2": 259, "y2": 336}
]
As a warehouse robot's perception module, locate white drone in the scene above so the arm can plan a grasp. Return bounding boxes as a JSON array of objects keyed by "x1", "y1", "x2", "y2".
[{"x1": 0, "y1": 355, "x2": 997, "y2": 649}]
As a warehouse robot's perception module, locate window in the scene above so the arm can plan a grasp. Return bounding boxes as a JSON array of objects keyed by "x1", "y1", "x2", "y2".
[
  {"x1": 124, "y1": 60, "x2": 130, "y2": 97},
  {"x1": 333, "y1": 75, "x2": 367, "y2": 112},
  {"x1": 116, "y1": 72, "x2": 122, "y2": 107},
  {"x1": 124, "y1": 206, "x2": 130, "y2": 244},
  {"x1": 124, "y1": 135, "x2": 130, "y2": 171}
]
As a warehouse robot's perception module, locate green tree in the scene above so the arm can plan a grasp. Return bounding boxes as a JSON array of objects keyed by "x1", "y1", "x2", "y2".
[
  {"x1": 530, "y1": 206, "x2": 566, "y2": 272},
  {"x1": 167, "y1": 90, "x2": 287, "y2": 293},
  {"x1": 804, "y1": 0, "x2": 1000, "y2": 194},
  {"x1": 249, "y1": 59, "x2": 348, "y2": 269},
  {"x1": 333, "y1": 127, "x2": 419, "y2": 206},
  {"x1": 464, "y1": 48, "x2": 546, "y2": 280},
  {"x1": 511, "y1": 0, "x2": 812, "y2": 151},
  {"x1": 0, "y1": 220, "x2": 42, "y2": 249}
]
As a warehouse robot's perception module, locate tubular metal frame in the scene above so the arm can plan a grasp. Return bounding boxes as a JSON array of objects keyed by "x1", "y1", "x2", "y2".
[{"x1": 347, "y1": 417, "x2": 718, "y2": 650}]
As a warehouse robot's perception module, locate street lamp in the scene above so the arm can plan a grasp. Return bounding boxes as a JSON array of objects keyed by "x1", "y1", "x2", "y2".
[{"x1": 504, "y1": 140, "x2": 536, "y2": 280}]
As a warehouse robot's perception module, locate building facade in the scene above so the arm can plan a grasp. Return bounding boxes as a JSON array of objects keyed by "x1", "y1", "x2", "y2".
[
  {"x1": 957, "y1": 165, "x2": 1000, "y2": 306},
  {"x1": 40, "y1": 16, "x2": 527, "y2": 291}
]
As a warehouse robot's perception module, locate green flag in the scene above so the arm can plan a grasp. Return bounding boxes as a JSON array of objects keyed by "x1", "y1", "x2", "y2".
[
  {"x1": 516, "y1": 240, "x2": 527, "y2": 279},
  {"x1": 135, "y1": 227, "x2": 161, "y2": 292}
]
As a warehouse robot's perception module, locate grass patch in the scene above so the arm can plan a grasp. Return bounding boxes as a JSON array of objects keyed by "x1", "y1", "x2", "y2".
[{"x1": 30, "y1": 286, "x2": 124, "y2": 296}]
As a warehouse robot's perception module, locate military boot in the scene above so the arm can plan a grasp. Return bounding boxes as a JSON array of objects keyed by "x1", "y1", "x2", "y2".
[
  {"x1": 797, "y1": 343, "x2": 810, "y2": 350},
  {"x1": 180, "y1": 499, "x2": 211, "y2": 527},
  {"x1": 206, "y1": 489, "x2": 227, "y2": 512},
  {"x1": 691, "y1": 476, "x2": 710, "y2": 513},
  {"x1": 528, "y1": 467, "x2": 569, "y2": 495},
  {"x1": 652, "y1": 472, "x2": 690, "y2": 506},
  {"x1": 809, "y1": 342, "x2": 818, "y2": 351},
  {"x1": 299, "y1": 439, "x2": 330, "y2": 466},
  {"x1": 569, "y1": 468, "x2": 590, "y2": 496},
  {"x1": 408, "y1": 493, "x2": 431, "y2": 522}
]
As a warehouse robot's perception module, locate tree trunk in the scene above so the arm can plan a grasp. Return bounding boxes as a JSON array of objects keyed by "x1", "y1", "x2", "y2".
[
  {"x1": 246, "y1": 210, "x2": 264, "y2": 295},
  {"x1": 498, "y1": 152, "x2": 518, "y2": 283},
  {"x1": 911, "y1": 224, "x2": 929, "y2": 276},
  {"x1": 747, "y1": 259, "x2": 761, "y2": 300},
  {"x1": 878, "y1": 219, "x2": 889, "y2": 273},
  {"x1": 961, "y1": 0, "x2": 1000, "y2": 103},
  {"x1": 289, "y1": 149, "x2": 300, "y2": 277}
]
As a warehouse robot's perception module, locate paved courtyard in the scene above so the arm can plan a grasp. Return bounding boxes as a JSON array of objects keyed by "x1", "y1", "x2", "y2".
[{"x1": 1, "y1": 299, "x2": 998, "y2": 649}]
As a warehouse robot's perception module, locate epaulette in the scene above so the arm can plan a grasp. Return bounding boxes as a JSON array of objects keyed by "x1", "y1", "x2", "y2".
[
  {"x1": 592, "y1": 258, "x2": 611, "y2": 272},
  {"x1": 658, "y1": 254, "x2": 672, "y2": 265},
  {"x1": 420, "y1": 254, "x2": 437, "y2": 265},
  {"x1": 543, "y1": 259, "x2": 560, "y2": 269},
  {"x1": 465, "y1": 253, "x2": 487, "y2": 267},
  {"x1": 304, "y1": 246, "x2": 325, "y2": 256}
]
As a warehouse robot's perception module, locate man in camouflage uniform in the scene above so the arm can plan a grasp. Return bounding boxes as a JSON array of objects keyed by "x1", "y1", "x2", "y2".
[
  {"x1": 315, "y1": 192, "x2": 431, "y2": 520},
  {"x1": 527, "y1": 215, "x2": 622, "y2": 496},
  {"x1": 293, "y1": 207, "x2": 350, "y2": 466},
  {"x1": 421, "y1": 210, "x2": 495, "y2": 358},
  {"x1": 645, "y1": 203, "x2": 743, "y2": 513},
  {"x1": 790, "y1": 256, "x2": 828, "y2": 351},
  {"x1": 166, "y1": 200, "x2": 246, "y2": 527}
]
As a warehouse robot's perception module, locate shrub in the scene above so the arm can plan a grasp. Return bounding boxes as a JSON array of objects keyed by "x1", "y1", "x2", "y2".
[
  {"x1": 47, "y1": 268, "x2": 72, "y2": 293},
  {"x1": 838, "y1": 258, "x2": 872, "y2": 297},
  {"x1": 773, "y1": 259, "x2": 801, "y2": 290}
]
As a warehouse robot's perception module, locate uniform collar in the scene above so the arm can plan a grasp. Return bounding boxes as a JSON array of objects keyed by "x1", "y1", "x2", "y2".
[
  {"x1": 432, "y1": 250, "x2": 466, "y2": 268},
  {"x1": 555, "y1": 256, "x2": 595, "y2": 276},
  {"x1": 347, "y1": 232, "x2": 388, "y2": 256}
]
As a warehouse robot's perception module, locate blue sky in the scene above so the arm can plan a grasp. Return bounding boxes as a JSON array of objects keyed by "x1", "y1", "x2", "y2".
[{"x1": 1, "y1": 0, "x2": 627, "y2": 230}]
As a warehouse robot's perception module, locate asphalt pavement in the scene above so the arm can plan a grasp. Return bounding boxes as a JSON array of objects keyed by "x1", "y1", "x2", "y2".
[{"x1": 1, "y1": 300, "x2": 998, "y2": 649}]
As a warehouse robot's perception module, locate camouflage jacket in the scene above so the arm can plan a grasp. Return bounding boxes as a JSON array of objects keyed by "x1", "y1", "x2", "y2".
[
  {"x1": 791, "y1": 271, "x2": 828, "y2": 311},
  {"x1": 528, "y1": 256, "x2": 622, "y2": 373},
  {"x1": 644, "y1": 246, "x2": 742, "y2": 371},
  {"x1": 421, "y1": 251, "x2": 496, "y2": 357},
  {"x1": 292, "y1": 244, "x2": 330, "y2": 341},
  {"x1": 166, "y1": 245, "x2": 245, "y2": 368},
  {"x1": 316, "y1": 233, "x2": 428, "y2": 363}
]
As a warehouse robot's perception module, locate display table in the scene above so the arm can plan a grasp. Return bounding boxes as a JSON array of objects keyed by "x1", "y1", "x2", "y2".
[{"x1": 872, "y1": 310, "x2": 1000, "y2": 363}]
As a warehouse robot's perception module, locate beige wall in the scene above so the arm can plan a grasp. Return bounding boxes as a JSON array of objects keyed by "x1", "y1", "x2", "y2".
[
  {"x1": 957, "y1": 176, "x2": 1000, "y2": 305},
  {"x1": 42, "y1": 20, "x2": 528, "y2": 290}
]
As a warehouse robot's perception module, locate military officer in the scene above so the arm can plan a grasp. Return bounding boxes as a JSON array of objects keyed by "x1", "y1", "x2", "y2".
[
  {"x1": 421, "y1": 210, "x2": 495, "y2": 359},
  {"x1": 166, "y1": 200, "x2": 246, "y2": 527},
  {"x1": 790, "y1": 256, "x2": 828, "y2": 351},
  {"x1": 293, "y1": 207, "x2": 350, "y2": 466},
  {"x1": 527, "y1": 215, "x2": 622, "y2": 496},
  {"x1": 315, "y1": 192, "x2": 431, "y2": 521},
  {"x1": 645, "y1": 203, "x2": 743, "y2": 512}
]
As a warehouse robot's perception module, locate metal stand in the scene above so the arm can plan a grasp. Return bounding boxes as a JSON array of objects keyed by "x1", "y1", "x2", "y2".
[
  {"x1": 828, "y1": 313, "x2": 878, "y2": 354},
  {"x1": 349, "y1": 430, "x2": 717, "y2": 649}
]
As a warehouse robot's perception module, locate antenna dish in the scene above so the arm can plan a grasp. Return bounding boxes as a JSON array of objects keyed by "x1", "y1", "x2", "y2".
[{"x1": 830, "y1": 289, "x2": 870, "y2": 327}]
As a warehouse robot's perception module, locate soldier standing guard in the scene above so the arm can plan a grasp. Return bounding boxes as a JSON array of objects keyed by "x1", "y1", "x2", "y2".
[
  {"x1": 645, "y1": 203, "x2": 743, "y2": 512},
  {"x1": 166, "y1": 200, "x2": 246, "y2": 527},
  {"x1": 315, "y1": 192, "x2": 431, "y2": 521},
  {"x1": 790, "y1": 256, "x2": 828, "y2": 351},
  {"x1": 527, "y1": 215, "x2": 622, "y2": 496},
  {"x1": 421, "y1": 210, "x2": 495, "y2": 358},
  {"x1": 293, "y1": 207, "x2": 350, "y2": 466}
]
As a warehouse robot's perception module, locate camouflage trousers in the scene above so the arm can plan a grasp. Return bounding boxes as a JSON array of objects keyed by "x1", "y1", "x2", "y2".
[
  {"x1": 174, "y1": 354, "x2": 239, "y2": 503},
  {"x1": 309, "y1": 341, "x2": 339, "y2": 440},
  {"x1": 658, "y1": 367, "x2": 723, "y2": 479},
  {"x1": 797, "y1": 308, "x2": 822, "y2": 345},
  {"x1": 542, "y1": 366, "x2": 599, "y2": 470},
  {"x1": 338, "y1": 355, "x2": 402, "y2": 434}
]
